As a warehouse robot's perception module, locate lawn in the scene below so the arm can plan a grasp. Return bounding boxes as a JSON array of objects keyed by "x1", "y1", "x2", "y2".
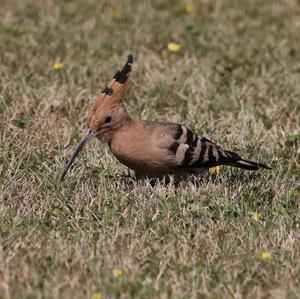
[{"x1": 0, "y1": 0, "x2": 299, "y2": 298}]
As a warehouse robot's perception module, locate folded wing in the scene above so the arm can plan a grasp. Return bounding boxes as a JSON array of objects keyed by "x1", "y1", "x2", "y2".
[{"x1": 163, "y1": 123, "x2": 270, "y2": 171}]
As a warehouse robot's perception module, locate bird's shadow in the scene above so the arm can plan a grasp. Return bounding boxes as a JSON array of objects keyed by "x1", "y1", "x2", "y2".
[{"x1": 118, "y1": 171, "x2": 264, "y2": 189}]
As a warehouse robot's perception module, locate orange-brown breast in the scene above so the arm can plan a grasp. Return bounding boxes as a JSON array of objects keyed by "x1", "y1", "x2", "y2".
[{"x1": 110, "y1": 121, "x2": 175, "y2": 177}]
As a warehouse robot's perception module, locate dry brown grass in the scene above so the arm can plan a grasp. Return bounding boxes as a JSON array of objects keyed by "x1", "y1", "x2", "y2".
[{"x1": 0, "y1": 0, "x2": 299, "y2": 298}]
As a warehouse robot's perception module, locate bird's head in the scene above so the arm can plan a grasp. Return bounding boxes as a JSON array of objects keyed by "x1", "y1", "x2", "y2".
[{"x1": 61, "y1": 55, "x2": 133, "y2": 181}]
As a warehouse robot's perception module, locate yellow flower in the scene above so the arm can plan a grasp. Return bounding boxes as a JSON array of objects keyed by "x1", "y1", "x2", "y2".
[
  {"x1": 112, "y1": 268, "x2": 123, "y2": 277},
  {"x1": 252, "y1": 211, "x2": 261, "y2": 222},
  {"x1": 184, "y1": 3, "x2": 195, "y2": 14},
  {"x1": 293, "y1": 190, "x2": 300, "y2": 197},
  {"x1": 167, "y1": 42, "x2": 182, "y2": 54},
  {"x1": 260, "y1": 251, "x2": 272, "y2": 260},
  {"x1": 110, "y1": 6, "x2": 121, "y2": 19},
  {"x1": 177, "y1": 257, "x2": 184, "y2": 266},
  {"x1": 91, "y1": 292, "x2": 103, "y2": 299},
  {"x1": 209, "y1": 166, "x2": 221, "y2": 173},
  {"x1": 52, "y1": 63, "x2": 64, "y2": 70},
  {"x1": 52, "y1": 207, "x2": 64, "y2": 217}
]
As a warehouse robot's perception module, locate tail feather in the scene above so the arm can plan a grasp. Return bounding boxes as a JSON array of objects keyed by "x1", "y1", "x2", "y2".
[
  {"x1": 230, "y1": 159, "x2": 271, "y2": 170},
  {"x1": 223, "y1": 150, "x2": 271, "y2": 170}
]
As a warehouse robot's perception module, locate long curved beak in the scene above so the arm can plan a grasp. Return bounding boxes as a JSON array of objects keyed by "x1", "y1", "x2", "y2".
[{"x1": 60, "y1": 129, "x2": 99, "y2": 181}]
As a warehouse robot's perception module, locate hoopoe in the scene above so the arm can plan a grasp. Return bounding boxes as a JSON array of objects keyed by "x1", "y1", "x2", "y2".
[{"x1": 61, "y1": 55, "x2": 270, "y2": 181}]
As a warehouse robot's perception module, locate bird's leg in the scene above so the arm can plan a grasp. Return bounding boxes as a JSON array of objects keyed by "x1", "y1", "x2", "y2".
[
  {"x1": 135, "y1": 172, "x2": 145, "y2": 181},
  {"x1": 135, "y1": 172, "x2": 162, "y2": 187}
]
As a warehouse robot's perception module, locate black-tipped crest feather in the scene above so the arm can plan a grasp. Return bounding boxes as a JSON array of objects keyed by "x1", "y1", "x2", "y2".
[{"x1": 114, "y1": 54, "x2": 133, "y2": 83}]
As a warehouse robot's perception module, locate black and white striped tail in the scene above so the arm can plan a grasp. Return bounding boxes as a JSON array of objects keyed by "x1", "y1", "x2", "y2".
[
  {"x1": 221, "y1": 150, "x2": 271, "y2": 170},
  {"x1": 227, "y1": 157, "x2": 271, "y2": 170}
]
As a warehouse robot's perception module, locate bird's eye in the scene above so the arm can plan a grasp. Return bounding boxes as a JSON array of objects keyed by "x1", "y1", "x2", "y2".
[{"x1": 105, "y1": 116, "x2": 112, "y2": 124}]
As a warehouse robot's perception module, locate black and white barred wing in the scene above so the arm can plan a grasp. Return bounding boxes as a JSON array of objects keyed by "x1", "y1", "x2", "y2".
[{"x1": 166, "y1": 124, "x2": 270, "y2": 171}]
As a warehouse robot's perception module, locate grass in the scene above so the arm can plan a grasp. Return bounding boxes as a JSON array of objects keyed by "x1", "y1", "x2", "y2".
[{"x1": 0, "y1": 0, "x2": 299, "y2": 298}]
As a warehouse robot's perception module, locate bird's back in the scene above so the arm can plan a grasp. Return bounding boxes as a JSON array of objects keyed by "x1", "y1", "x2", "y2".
[{"x1": 110, "y1": 121, "x2": 211, "y2": 177}]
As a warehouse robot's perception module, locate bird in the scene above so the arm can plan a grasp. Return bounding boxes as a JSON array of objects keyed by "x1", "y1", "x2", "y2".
[{"x1": 61, "y1": 55, "x2": 270, "y2": 181}]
